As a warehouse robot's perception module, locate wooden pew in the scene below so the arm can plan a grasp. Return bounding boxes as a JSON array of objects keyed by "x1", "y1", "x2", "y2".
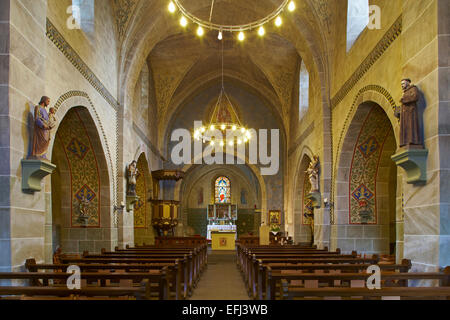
[
  {"x1": 265, "y1": 267, "x2": 450, "y2": 300},
  {"x1": 0, "y1": 271, "x2": 170, "y2": 300},
  {"x1": 25, "y1": 259, "x2": 184, "y2": 300},
  {"x1": 75, "y1": 252, "x2": 196, "y2": 295},
  {"x1": 262, "y1": 260, "x2": 414, "y2": 300},
  {"x1": 245, "y1": 256, "x2": 380, "y2": 299},
  {"x1": 0, "y1": 284, "x2": 151, "y2": 300}
]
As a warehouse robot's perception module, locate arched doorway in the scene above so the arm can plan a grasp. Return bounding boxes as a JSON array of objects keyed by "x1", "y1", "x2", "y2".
[
  {"x1": 133, "y1": 153, "x2": 155, "y2": 245},
  {"x1": 51, "y1": 107, "x2": 111, "y2": 254},
  {"x1": 334, "y1": 102, "x2": 398, "y2": 255},
  {"x1": 179, "y1": 164, "x2": 261, "y2": 238},
  {"x1": 293, "y1": 154, "x2": 314, "y2": 246}
]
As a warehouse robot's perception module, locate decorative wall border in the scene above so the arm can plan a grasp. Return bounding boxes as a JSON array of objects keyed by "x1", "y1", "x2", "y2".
[
  {"x1": 46, "y1": 19, "x2": 119, "y2": 111},
  {"x1": 330, "y1": 84, "x2": 396, "y2": 224},
  {"x1": 330, "y1": 15, "x2": 402, "y2": 109}
]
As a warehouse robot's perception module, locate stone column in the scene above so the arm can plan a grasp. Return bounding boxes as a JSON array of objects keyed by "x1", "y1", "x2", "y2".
[
  {"x1": 0, "y1": 0, "x2": 11, "y2": 273},
  {"x1": 401, "y1": 0, "x2": 449, "y2": 271},
  {"x1": 437, "y1": 0, "x2": 450, "y2": 267},
  {"x1": 6, "y1": 0, "x2": 48, "y2": 271}
]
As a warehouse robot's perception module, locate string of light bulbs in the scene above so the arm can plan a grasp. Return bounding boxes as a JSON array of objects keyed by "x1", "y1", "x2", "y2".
[{"x1": 168, "y1": 0, "x2": 296, "y2": 41}]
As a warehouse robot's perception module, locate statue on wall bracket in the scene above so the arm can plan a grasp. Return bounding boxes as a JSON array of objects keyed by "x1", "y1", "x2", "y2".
[
  {"x1": 391, "y1": 79, "x2": 428, "y2": 184},
  {"x1": 126, "y1": 160, "x2": 140, "y2": 211},
  {"x1": 306, "y1": 155, "x2": 321, "y2": 208},
  {"x1": 21, "y1": 96, "x2": 56, "y2": 193}
]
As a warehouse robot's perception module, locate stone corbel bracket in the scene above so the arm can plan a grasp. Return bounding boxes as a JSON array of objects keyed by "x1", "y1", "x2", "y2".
[
  {"x1": 126, "y1": 194, "x2": 139, "y2": 212},
  {"x1": 391, "y1": 148, "x2": 428, "y2": 184},
  {"x1": 306, "y1": 191, "x2": 321, "y2": 208},
  {"x1": 21, "y1": 159, "x2": 56, "y2": 193}
]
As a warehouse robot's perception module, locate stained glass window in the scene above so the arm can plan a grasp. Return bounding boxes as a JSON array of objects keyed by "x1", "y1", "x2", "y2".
[{"x1": 215, "y1": 176, "x2": 231, "y2": 203}]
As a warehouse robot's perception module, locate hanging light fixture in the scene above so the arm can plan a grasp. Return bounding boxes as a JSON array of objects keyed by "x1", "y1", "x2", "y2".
[
  {"x1": 194, "y1": 40, "x2": 250, "y2": 145},
  {"x1": 170, "y1": 0, "x2": 294, "y2": 40}
]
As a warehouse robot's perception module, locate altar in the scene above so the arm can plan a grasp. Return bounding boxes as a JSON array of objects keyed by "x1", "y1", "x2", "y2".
[
  {"x1": 207, "y1": 224, "x2": 237, "y2": 240},
  {"x1": 211, "y1": 231, "x2": 236, "y2": 250}
]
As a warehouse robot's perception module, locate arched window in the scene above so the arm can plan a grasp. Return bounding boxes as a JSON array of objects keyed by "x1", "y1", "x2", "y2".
[
  {"x1": 299, "y1": 60, "x2": 309, "y2": 120},
  {"x1": 72, "y1": 0, "x2": 95, "y2": 41},
  {"x1": 215, "y1": 176, "x2": 231, "y2": 203},
  {"x1": 346, "y1": 0, "x2": 369, "y2": 51}
]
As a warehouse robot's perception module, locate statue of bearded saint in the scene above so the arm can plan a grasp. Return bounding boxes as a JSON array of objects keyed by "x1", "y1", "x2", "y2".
[{"x1": 306, "y1": 156, "x2": 320, "y2": 192}]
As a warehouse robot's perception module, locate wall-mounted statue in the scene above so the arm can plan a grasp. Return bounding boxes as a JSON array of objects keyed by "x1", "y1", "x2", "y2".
[
  {"x1": 306, "y1": 156, "x2": 320, "y2": 192},
  {"x1": 394, "y1": 79, "x2": 422, "y2": 148},
  {"x1": 126, "y1": 160, "x2": 139, "y2": 196},
  {"x1": 29, "y1": 96, "x2": 55, "y2": 160}
]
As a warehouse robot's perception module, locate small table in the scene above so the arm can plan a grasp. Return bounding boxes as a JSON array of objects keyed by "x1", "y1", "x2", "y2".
[{"x1": 211, "y1": 231, "x2": 236, "y2": 251}]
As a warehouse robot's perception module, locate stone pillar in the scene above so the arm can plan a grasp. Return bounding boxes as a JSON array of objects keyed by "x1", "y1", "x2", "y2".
[
  {"x1": 437, "y1": 0, "x2": 450, "y2": 267},
  {"x1": 0, "y1": 0, "x2": 11, "y2": 273},
  {"x1": 401, "y1": 0, "x2": 448, "y2": 271},
  {"x1": 6, "y1": 0, "x2": 48, "y2": 271}
]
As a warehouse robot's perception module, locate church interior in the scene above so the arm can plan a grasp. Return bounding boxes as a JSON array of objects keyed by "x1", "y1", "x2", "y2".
[{"x1": 0, "y1": 0, "x2": 449, "y2": 302}]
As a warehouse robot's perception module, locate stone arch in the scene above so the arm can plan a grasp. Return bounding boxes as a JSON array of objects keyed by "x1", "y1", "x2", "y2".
[
  {"x1": 133, "y1": 152, "x2": 155, "y2": 245},
  {"x1": 50, "y1": 91, "x2": 116, "y2": 204},
  {"x1": 179, "y1": 164, "x2": 262, "y2": 237},
  {"x1": 174, "y1": 151, "x2": 268, "y2": 224},
  {"x1": 332, "y1": 100, "x2": 398, "y2": 256},
  {"x1": 331, "y1": 85, "x2": 399, "y2": 225},
  {"x1": 292, "y1": 148, "x2": 315, "y2": 245},
  {"x1": 51, "y1": 106, "x2": 112, "y2": 255}
]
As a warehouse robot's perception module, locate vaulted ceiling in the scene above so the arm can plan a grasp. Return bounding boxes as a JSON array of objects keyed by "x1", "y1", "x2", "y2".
[{"x1": 114, "y1": 0, "x2": 337, "y2": 145}]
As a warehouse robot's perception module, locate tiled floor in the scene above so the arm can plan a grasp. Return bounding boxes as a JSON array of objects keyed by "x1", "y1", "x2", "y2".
[{"x1": 189, "y1": 250, "x2": 250, "y2": 300}]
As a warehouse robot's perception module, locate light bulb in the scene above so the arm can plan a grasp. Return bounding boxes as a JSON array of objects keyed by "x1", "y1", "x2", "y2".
[
  {"x1": 258, "y1": 26, "x2": 265, "y2": 37},
  {"x1": 237, "y1": 139, "x2": 242, "y2": 145},
  {"x1": 232, "y1": 125, "x2": 237, "y2": 131},
  {"x1": 275, "y1": 16, "x2": 282, "y2": 27},
  {"x1": 244, "y1": 137, "x2": 248, "y2": 143},
  {"x1": 241, "y1": 128, "x2": 246, "y2": 133},
  {"x1": 180, "y1": 16, "x2": 188, "y2": 27},
  {"x1": 210, "y1": 141, "x2": 215, "y2": 146},
  {"x1": 246, "y1": 131, "x2": 251, "y2": 138},
  {"x1": 200, "y1": 127, "x2": 205, "y2": 133},
  {"x1": 221, "y1": 124, "x2": 226, "y2": 130},
  {"x1": 168, "y1": 2, "x2": 176, "y2": 13},
  {"x1": 220, "y1": 141, "x2": 224, "y2": 147},
  {"x1": 210, "y1": 125, "x2": 215, "y2": 130},
  {"x1": 238, "y1": 31, "x2": 245, "y2": 41},
  {"x1": 288, "y1": 1, "x2": 296, "y2": 12},
  {"x1": 218, "y1": 31, "x2": 223, "y2": 40},
  {"x1": 197, "y1": 26, "x2": 204, "y2": 36},
  {"x1": 229, "y1": 141, "x2": 234, "y2": 146}
]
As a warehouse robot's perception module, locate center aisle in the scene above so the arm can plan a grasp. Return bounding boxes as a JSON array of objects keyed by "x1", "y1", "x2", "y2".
[{"x1": 189, "y1": 249, "x2": 250, "y2": 300}]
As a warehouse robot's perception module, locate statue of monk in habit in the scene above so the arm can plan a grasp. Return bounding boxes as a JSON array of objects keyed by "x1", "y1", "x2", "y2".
[
  {"x1": 29, "y1": 96, "x2": 55, "y2": 160},
  {"x1": 395, "y1": 79, "x2": 423, "y2": 148}
]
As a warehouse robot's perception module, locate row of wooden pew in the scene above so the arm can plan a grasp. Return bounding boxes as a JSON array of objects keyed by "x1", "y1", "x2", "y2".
[
  {"x1": 236, "y1": 243, "x2": 450, "y2": 300},
  {"x1": 0, "y1": 239, "x2": 208, "y2": 300}
]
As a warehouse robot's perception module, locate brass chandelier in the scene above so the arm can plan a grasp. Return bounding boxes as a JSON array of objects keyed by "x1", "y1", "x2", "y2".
[
  {"x1": 168, "y1": 0, "x2": 296, "y2": 41},
  {"x1": 193, "y1": 41, "x2": 251, "y2": 147}
]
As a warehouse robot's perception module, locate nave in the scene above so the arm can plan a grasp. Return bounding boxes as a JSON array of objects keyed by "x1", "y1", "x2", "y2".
[{"x1": 0, "y1": 236, "x2": 449, "y2": 300}]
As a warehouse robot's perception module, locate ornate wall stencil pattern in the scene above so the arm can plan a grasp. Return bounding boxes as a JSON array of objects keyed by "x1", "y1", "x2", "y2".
[
  {"x1": 301, "y1": 174, "x2": 312, "y2": 225},
  {"x1": 57, "y1": 111, "x2": 101, "y2": 228},
  {"x1": 349, "y1": 107, "x2": 391, "y2": 224},
  {"x1": 112, "y1": 0, "x2": 138, "y2": 39},
  {"x1": 134, "y1": 157, "x2": 147, "y2": 228},
  {"x1": 330, "y1": 85, "x2": 396, "y2": 225}
]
